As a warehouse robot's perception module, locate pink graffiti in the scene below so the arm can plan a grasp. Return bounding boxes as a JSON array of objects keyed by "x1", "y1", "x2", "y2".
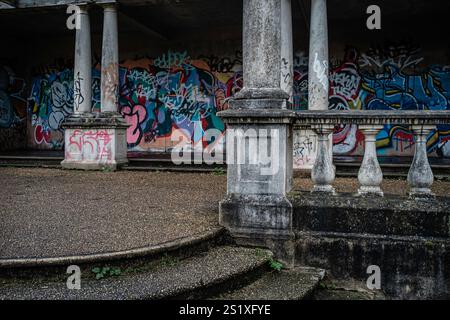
[
  {"x1": 121, "y1": 104, "x2": 147, "y2": 146},
  {"x1": 67, "y1": 130, "x2": 113, "y2": 161}
]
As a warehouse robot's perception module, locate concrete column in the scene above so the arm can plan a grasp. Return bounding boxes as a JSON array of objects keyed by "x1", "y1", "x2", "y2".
[
  {"x1": 308, "y1": 0, "x2": 329, "y2": 111},
  {"x1": 281, "y1": 0, "x2": 294, "y2": 107},
  {"x1": 219, "y1": 0, "x2": 295, "y2": 266},
  {"x1": 101, "y1": 3, "x2": 120, "y2": 114},
  {"x1": 408, "y1": 125, "x2": 435, "y2": 198},
  {"x1": 236, "y1": 0, "x2": 288, "y2": 101},
  {"x1": 62, "y1": 3, "x2": 128, "y2": 171},
  {"x1": 73, "y1": 5, "x2": 92, "y2": 116},
  {"x1": 311, "y1": 124, "x2": 335, "y2": 193},
  {"x1": 358, "y1": 125, "x2": 384, "y2": 196},
  {"x1": 294, "y1": 0, "x2": 330, "y2": 171}
]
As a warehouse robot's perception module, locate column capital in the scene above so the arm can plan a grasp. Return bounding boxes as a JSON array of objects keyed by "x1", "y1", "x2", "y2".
[
  {"x1": 100, "y1": 2, "x2": 118, "y2": 11},
  {"x1": 410, "y1": 125, "x2": 436, "y2": 135}
]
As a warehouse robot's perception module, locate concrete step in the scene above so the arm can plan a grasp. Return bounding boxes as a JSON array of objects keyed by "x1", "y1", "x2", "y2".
[
  {"x1": 125, "y1": 157, "x2": 226, "y2": 173},
  {"x1": 213, "y1": 267, "x2": 325, "y2": 300},
  {"x1": 0, "y1": 246, "x2": 272, "y2": 300}
]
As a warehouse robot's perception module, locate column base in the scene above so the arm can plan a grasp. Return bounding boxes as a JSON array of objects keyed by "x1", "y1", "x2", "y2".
[
  {"x1": 409, "y1": 188, "x2": 436, "y2": 199},
  {"x1": 358, "y1": 186, "x2": 384, "y2": 197},
  {"x1": 61, "y1": 116, "x2": 129, "y2": 171},
  {"x1": 220, "y1": 194, "x2": 295, "y2": 267},
  {"x1": 311, "y1": 185, "x2": 336, "y2": 194}
]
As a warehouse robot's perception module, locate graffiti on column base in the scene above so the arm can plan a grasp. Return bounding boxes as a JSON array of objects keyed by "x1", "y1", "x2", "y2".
[{"x1": 66, "y1": 129, "x2": 113, "y2": 162}]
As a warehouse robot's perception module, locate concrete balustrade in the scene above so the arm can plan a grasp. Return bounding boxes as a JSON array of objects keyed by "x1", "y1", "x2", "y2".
[{"x1": 295, "y1": 110, "x2": 450, "y2": 197}]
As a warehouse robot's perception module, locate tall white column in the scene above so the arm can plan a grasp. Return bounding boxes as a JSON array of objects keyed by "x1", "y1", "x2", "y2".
[
  {"x1": 281, "y1": 0, "x2": 294, "y2": 107},
  {"x1": 101, "y1": 3, "x2": 120, "y2": 114},
  {"x1": 408, "y1": 125, "x2": 435, "y2": 198},
  {"x1": 358, "y1": 125, "x2": 384, "y2": 196},
  {"x1": 73, "y1": 5, "x2": 92, "y2": 116},
  {"x1": 294, "y1": 0, "x2": 330, "y2": 171},
  {"x1": 309, "y1": 0, "x2": 329, "y2": 111},
  {"x1": 62, "y1": 2, "x2": 128, "y2": 171}
]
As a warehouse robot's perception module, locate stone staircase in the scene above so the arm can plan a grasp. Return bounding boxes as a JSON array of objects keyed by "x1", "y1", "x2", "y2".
[{"x1": 0, "y1": 231, "x2": 325, "y2": 300}]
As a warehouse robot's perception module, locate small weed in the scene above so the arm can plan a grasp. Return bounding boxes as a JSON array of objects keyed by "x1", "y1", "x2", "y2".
[
  {"x1": 212, "y1": 167, "x2": 226, "y2": 176},
  {"x1": 254, "y1": 248, "x2": 268, "y2": 258},
  {"x1": 160, "y1": 254, "x2": 179, "y2": 267},
  {"x1": 424, "y1": 240, "x2": 434, "y2": 248},
  {"x1": 101, "y1": 166, "x2": 113, "y2": 173},
  {"x1": 92, "y1": 267, "x2": 122, "y2": 280},
  {"x1": 268, "y1": 258, "x2": 284, "y2": 272},
  {"x1": 319, "y1": 282, "x2": 327, "y2": 290},
  {"x1": 319, "y1": 282, "x2": 337, "y2": 290}
]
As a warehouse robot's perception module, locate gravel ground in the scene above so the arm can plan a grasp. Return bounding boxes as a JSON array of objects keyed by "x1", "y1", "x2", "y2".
[
  {"x1": 0, "y1": 168, "x2": 227, "y2": 259},
  {"x1": 1, "y1": 167, "x2": 449, "y2": 260}
]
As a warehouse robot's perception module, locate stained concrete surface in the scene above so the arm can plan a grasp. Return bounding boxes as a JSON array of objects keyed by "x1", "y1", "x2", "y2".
[
  {"x1": 0, "y1": 168, "x2": 226, "y2": 260},
  {"x1": 0, "y1": 167, "x2": 449, "y2": 260}
]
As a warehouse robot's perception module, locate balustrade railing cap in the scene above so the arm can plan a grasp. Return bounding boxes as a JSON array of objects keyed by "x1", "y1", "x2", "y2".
[{"x1": 295, "y1": 110, "x2": 450, "y2": 126}]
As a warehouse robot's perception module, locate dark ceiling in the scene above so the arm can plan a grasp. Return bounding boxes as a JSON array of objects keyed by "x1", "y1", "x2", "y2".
[{"x1": 0, "y1": 0, "x2": 449, "y2": 41}]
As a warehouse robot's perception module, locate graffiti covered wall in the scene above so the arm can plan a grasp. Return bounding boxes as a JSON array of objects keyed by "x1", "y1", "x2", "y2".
[
  {"x1": 28, "y1": 51, "x2": 243, "y2": 152},
  {"x1": 0, "y1": 66, "x2": 27, "y2": 151},
  {"x1": 28, "y1": 45, "x2": 449, "y2": 159},
  {"x1": 293, "y1": 43, "x2": 450, "y2": 159}
]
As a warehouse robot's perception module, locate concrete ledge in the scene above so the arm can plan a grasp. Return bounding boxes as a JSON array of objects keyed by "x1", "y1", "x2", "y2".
[
  {"x1": 0, "y1": 228, "x2": 226, "y2": 269},
  {"x1": 290, "y1": 191, "x2": 450, "y2": 238},
  {"x1": 61, "y1": 159, "x2": 127, "y2": 171},
  {"x1": 295, "y1": 231, "x2": 450, "y2": 299}
]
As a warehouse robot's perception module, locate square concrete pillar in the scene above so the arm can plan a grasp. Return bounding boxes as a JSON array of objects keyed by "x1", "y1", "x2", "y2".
[{"x1": 61, "y1": 116, "x2": 128, "y2": 171}]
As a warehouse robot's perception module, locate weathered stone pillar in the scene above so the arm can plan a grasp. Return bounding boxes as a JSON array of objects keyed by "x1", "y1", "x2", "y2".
[
  {"x1": 101, "y1": 3, "x2": 119, "y2": 115},
  {"x1": 311, "y1": 124, "x2": 335, "y2": 193},
  {"x1": 62, "y1": 2, "x2": 128, "y2": 171},
  {"x1": 309, "y1": 0, "x2": 329, "y2": 112},
  {"x1": 72, "y1": 5, "x2": 92, "y2": 116},
  {"x1": 294, "y1": 0, "x2": 330, "y2": 170},
  {"x1": 281, "y1": 0, "x2": 294, "y2": 106},
  {"x1": 219, "y1": 0, "x2": 295, "y2": 266},
  {"x1": 358, "y1": 125, "x2": 384, "y2": 196},
  {"x1": 408, "y1": 125, "x2": 435, "y2": 198}
]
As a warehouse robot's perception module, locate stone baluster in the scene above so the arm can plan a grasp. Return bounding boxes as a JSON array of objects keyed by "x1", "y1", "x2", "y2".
[
  {"x1": 358, "y1": 125, "x2": 384, "y2": 196},
  {"x1": 311, "y1": 124, "x2": 335, "y2": 193},
  {"x1": 408, "y1": 125, "x2": 436, "y2": 198}
]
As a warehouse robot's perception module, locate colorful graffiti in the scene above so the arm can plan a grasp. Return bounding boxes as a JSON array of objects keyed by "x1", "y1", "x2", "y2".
[
  {"x1": 28, "y1": 51, "x2": 242, "y2": 152},
  {"x1": 28, "y1": 46, "x2": 449, "y2": 158},
  {"x1": 293, "y1": 43, "x2": 450, "y2": 158},
  {"x1": 29, "y1": 67, "x2": 101, "y2": 149},
  {"x1": 0, "y1": 66, "x2": 27, "y2": 151}
]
